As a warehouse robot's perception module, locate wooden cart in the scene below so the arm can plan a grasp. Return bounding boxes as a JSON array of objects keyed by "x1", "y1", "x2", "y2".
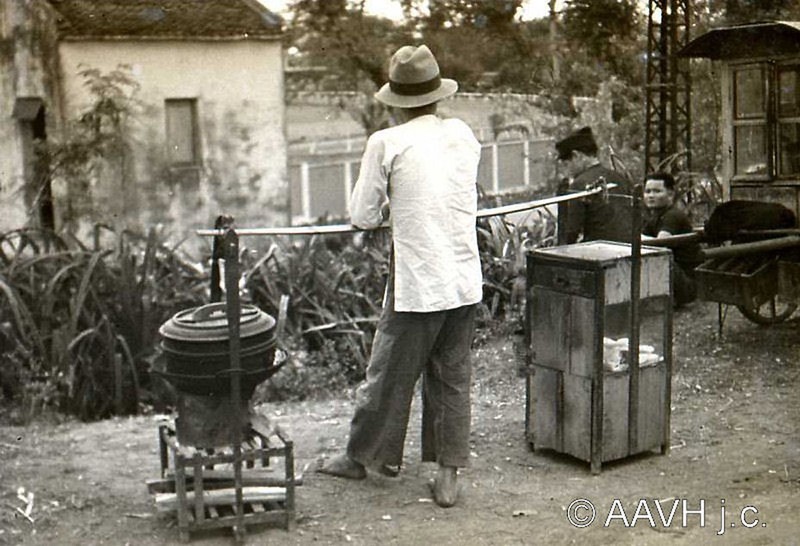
[
  {"x1": 649, "y1": 230, "x2": 800, "y2": 328},
  {"x1": 695, "y1": 232, "x2": 800, "y2": 325}
]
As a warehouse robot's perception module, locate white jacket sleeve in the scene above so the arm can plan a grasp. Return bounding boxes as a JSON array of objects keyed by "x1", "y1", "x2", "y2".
[{"x1": 349, "y1": 134, "x2": 389, "y2": 229}]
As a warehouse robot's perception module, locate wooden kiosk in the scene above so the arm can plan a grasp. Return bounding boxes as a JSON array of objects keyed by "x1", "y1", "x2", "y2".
[
  {"x1": 679, "y1": 21, "x2": 800, "y2": 216},
  {"x1": 525, "y1": 241, "x2": 673, "y2": 474}
]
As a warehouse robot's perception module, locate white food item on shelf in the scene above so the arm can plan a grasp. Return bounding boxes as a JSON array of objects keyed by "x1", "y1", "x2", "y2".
[{"x1": 602, "y1": 337, "x2": 661, "y2": 372}]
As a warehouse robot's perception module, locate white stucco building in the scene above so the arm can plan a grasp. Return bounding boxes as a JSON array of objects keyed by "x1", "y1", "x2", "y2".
[{"x1": 1, "y1": 0, "x2": 287, "y2": 253}]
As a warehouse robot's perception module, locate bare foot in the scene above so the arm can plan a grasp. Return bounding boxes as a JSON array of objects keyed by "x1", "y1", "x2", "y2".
[
  {"x1": 430, "y1": 465, "x2": 458, "y2": 507},
  {"x1": 317, "y1": 454, "x2": 366, "y2": 480}
]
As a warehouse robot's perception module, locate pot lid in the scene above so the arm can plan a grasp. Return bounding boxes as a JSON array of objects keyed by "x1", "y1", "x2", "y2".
[{"x1": 159, "y1": 302, "x2": 276, "y2": 342}]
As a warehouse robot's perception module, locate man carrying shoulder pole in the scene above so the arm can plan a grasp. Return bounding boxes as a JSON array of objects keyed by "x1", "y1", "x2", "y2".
[{"x1": 317, "y1": 44, "x2": 482, "y2": 509}]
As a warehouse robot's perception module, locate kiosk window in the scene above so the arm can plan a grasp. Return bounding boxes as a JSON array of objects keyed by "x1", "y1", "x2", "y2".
[
  {"x1": 778, "y1": 66, "x2": 800, "y2": 175},
  {"x1": 732, "y1": 65, "x2": 769, "y2": 177},
  {"x1": 735, "y1": 67, "x2": 766, "y2": 118}
]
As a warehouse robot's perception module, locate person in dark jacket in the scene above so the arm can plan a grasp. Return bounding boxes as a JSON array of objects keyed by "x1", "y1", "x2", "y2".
[
  {"x1": 555, "y1": 127, "x2": 632, "y2": 244},
  {"x1": 642, "y1": 172, "x2": 703, "y2": 306}
]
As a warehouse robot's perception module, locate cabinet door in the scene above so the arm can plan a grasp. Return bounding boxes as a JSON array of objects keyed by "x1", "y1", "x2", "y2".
[
  {"x1": 636, "y1": 364, "x2": 667, "y2": 452},
  {"x1": 567, "y1": 296, "x2": 597, "y2": 377},
  {"x1": 530, "y1": 366, "x2": 562, "y2": 452},
  {"x1": 530, "y1": 287, "x2": 570, "y2": 371}
]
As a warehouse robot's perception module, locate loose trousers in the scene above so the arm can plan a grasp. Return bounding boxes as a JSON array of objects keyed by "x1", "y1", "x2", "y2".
[{"x1": 345, "y1": 293, "x2": 477, "y2": 469}]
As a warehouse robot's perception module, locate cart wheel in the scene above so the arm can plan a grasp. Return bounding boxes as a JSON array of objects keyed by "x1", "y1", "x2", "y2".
[{"x1": 737, "y1": 298, "x2": 798, "y2": 325}]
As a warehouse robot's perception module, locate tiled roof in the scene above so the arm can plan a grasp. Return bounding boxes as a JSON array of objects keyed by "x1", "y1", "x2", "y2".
[{"x1": 48, "y1": 0, "x2": 282, "y2": 40}]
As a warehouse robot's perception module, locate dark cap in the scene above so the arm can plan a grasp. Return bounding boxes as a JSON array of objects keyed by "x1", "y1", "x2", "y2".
[{"x1": 555, "y1": 127, "x2": 598, "y2": 160}]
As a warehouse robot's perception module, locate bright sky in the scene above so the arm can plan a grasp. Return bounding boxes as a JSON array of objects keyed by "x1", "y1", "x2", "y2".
[{"x1": 258, "y1": 0, "x2": 558, "y2": 22}]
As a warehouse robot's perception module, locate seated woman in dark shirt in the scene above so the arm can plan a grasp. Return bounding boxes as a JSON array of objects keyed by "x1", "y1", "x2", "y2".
[{"x1": 642, "y1": 172, "x2": 703, "y2": 306}]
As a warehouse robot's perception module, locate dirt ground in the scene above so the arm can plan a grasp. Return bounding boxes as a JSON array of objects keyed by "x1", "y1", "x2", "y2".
[{"x1": 1, "y1": 301, "x2": 798, "y2": 545}]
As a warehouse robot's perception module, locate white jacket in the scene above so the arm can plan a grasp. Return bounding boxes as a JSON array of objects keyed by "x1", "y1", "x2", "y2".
[{"x1": 349, "y1": 114, "x2": 482, "y2": 313}]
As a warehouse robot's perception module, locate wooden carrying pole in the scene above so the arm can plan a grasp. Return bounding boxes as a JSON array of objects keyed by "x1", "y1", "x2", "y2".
[
  {"x1": 627, "y1": 186, "x2": 643, "y2": 455},
  {"x1": 222, "y1": 228, "x2": 245, "y2": 538},
  {"x1": 195, "y1": 186, "x2": 615, "y2": 238}
]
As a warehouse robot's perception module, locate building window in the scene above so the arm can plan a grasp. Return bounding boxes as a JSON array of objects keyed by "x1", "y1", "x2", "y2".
[
  {"x1": 165, "y1": 99, "x2": 199, "y2": 166},
  {"x1": 732, "y1": 62, "x2": 800, "y2": 180}
]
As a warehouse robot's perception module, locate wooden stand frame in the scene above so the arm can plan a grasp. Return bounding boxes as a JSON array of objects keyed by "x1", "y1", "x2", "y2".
[{"x1": 149, "y1": 416, "x2": 295, "y2": 542}]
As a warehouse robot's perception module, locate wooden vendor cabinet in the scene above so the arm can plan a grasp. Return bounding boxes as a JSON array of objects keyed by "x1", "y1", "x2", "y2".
[{"x1": 525, "y1": 241, "x2": 673, "y2": 473}]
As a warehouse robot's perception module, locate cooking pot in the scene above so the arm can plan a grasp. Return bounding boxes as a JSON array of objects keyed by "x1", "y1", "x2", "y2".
[
  {"x1": 158, "y1": 302, "x2": 279, "y2": 396},
  {"x1": 153, "y1": 351, "x2": 285, "y2": 397}
]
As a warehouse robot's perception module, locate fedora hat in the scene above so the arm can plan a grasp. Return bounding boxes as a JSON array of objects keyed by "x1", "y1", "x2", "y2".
[{"x1": 375, "y1": 45, "x2": 458, "y2": 108}]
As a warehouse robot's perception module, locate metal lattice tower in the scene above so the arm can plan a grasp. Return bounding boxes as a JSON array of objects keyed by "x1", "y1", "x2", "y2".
[{"x1": 645, "y1": 0, "x2": 693, "y2": 173}]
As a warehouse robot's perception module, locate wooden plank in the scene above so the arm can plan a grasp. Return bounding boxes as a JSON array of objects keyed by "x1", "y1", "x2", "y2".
[
  {"x1": 531, "y1": 288, "x2": 570, "y2": 371},
  {"x1": 531, "y1": 367, "x2": 562, "y2": 451},
  {"x1": 193, "y1": 459, "x2": 205, "y2": 524},
  {"x1": 628, "y1": 224, "x2": 643, "y2": 457},
  {"x1": 562, "y1": 374, "x2": 591, "y2": 462},
  {"x1": 162, "y1": 469, "x2": 301, "y2": 488},
  {"x1": 601, "y1": 373, "x2": 630, "y2": 462},
  {"x1": 636, "y1": 365, "x2": 666, "y2": 452},
  {"x1": 591, "y1": 273, "x2": 605, "y2": 475},
  {"x1": 568, "y1": 296, "x2": 595, "y2": 377},
  {"x1": 663, "y1": 297, "x2": 673, "y2": 455},
  {"x1": 187, "y1": 468, "x2": 273, "y2": 480},
  {"x1": 604, "y1": 252, "x2": 670, "y2": 305},
  {"x1": 525, "y1": 374, "x2": 534, "y2": 443},
  {"x1": 156, "y1": 487, "x2": 286, "y2": 513},
  {"x1": 532, "y1": 264, "x2": 596, "y2": 298},
  {"x1": 642, "y1": 253, "x2": 671, "y2": 300},
  {"x1": 174, "y1": 461, "x2": 189, "y2": 530},
  {"x1": 283, "y1": 440, "x2": 296, "y2": 524}
]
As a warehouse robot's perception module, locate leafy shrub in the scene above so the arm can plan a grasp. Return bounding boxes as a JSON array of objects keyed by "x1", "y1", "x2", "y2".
[
  {"x1": 0, "y1": 226, "x2": 207, "y2": 421},
  {"x1": 1, "y1": 198, "x2": 557, "y2": 418},
  {"x1": 243, "y1": 229, "x2": 390, "y2": 395}
]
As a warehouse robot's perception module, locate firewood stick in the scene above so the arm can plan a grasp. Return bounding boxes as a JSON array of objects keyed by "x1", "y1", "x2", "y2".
[{"x1": 155, "y1": 486, "x2": 286, "y2": 512}]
